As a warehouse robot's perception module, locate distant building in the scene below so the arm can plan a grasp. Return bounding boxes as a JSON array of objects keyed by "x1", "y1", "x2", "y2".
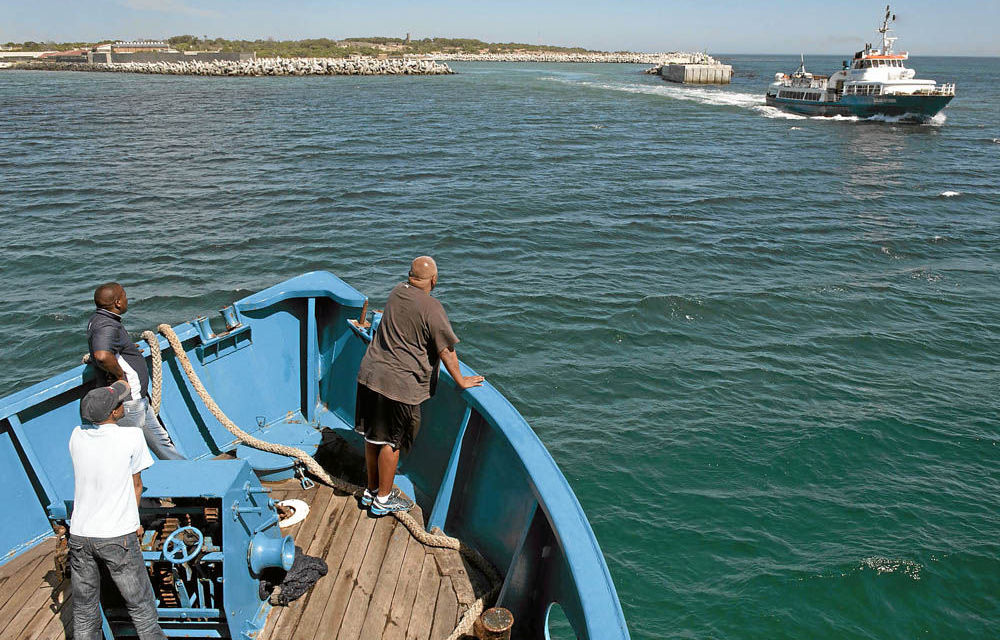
[
  {"x1": 40, "y1": 49, "x2": 89, "y2": 62},
  {"x1": 113, "y1": 40, "x2": 168, "y2": 53}
]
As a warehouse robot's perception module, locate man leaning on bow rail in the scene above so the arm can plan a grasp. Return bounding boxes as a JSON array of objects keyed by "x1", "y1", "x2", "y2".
[
  {"x1": 69, "y1": 380, "x2": 166, "y2": 640},
  {"x1": 355, "y1": 256, "x2": 485, "y2": 516},
  {"x1": 87, "y1": 282, "x2": 185, "y2": 460}
]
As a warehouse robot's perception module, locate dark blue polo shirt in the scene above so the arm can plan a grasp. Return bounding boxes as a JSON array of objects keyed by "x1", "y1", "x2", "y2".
[{"x1": 87, "y1": 309, "x2": 148, "y2": 400}]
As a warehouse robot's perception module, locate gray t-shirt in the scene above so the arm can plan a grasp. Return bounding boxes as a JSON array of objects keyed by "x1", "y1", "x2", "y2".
[{"x1": 357, "y1": 282, "x2": 459, "y2": 405}]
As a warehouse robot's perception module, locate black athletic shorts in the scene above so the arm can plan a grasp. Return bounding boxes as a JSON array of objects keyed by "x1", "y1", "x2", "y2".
[{"x1": 354, "y1": 383, "x2": 421, "y2": 452}]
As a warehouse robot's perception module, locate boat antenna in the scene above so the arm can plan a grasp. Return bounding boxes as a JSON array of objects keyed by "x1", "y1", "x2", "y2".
[
  {"x1": 878, "y1": 5, "x2": 898, "y2": 54},
  {"x1": 797, "y1": 53, "x2": 806, "y2": 74}
]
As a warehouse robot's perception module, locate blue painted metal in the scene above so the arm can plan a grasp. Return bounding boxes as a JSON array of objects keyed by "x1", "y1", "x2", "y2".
[
  {"x1": 125, "y1": 460, "x2": 282, "y2": 638},
  {"x1": 234, "y1": 271, "x2": 366, "y2": 312},
  {"x1": 194, "y1": 316, "x2": 214, "y2": 342},
  {"x1": 305, "y1": 297, "x2": 318, "y2": 422},
  {"x1": 163, "y1": 526, "x2": 204, "y2": 564},
  {"x1": 220, "y1": 305, "x2": 242, "y2": 330},
  {"x1": 0, "y1": 271, "x2": 630, "y2": 640},
  {"x1": 248, "y1": 532, "x2": 295, "y2": 574},
  {"x1": 195, "y1": 325, "x2": 252, "y2": 365},
  {"x1": 427, "y1": 406, "x2": 472, "y2": 532},
  {"x1": 5, "y1": 414, "x2": 59, "y2": 510},
  {"x1": 234, "y1": 415, "x2": 322, "y2": 482}
]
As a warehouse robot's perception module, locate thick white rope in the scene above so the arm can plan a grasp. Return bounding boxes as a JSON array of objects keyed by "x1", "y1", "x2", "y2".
[
  {"x1": 152, "y1": 324, "x2": 500, "y2": 638},
  {"x1": 140, "y1": 330, "x2": 162, "y2": 414}
]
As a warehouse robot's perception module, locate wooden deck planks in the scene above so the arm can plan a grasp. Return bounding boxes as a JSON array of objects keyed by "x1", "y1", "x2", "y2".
[
  {"x1": 282, "y1": 497, "x2": 362, "y2": 638},
  {"x1": 262, "y1": 483, "x2": 338, "y2": 639},
  {"x1": 405, "y1": 554, "x2": 442, "y2": 640},
  {"x1": 269, "y1": 488, "x2": 354, "y2": 639},
  {"x1": 305, "y1": 506, "x2": 378, "y2": 639},
  {"x1": 0, "y1": 550, "x2": 58, "y2": 636},
  {"x1": 357, "y1": 522, "x2": 411, "y2": 640},
  {"x1": 382, "y1": 535, "x2": 430, "y2": 640},
  {"x1": 36, "y1": 592, "x2": 72, "y2": 640},
  {"x1": 336, "y1": 516, "x2": 399, "y2": 640},
  {"x1": 0, "y1": 546, "x2": 50, "y2": 612},
  {"x1": 429, "y1": 576, "x2": 459, "y2": 640},
  {"x1": 433, "y1": 547, "x2": 477, "y2": 608},
  {"x1": 12, "y1": 574, "x2": 65, "y2": 640},
  {"x1": 289, "y1": 484, "x2": 337, "y2": 552}
]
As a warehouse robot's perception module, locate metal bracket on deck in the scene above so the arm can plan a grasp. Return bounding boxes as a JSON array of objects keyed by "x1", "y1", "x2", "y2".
[{"x1": 295, "y1": 463, "x2": 315, "y2": 490}]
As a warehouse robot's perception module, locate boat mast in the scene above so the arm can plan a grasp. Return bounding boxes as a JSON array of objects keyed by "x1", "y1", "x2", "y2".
[{"x1": 878, "y1": 5, "x2": 898, "y2": 54}]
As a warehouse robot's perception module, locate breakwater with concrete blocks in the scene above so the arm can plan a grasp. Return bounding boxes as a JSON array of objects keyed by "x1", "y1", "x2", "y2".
[
  {"x1": 429, "y1": 51, "x2": 718, "y2": 64},
  {"x1": 13, "y1": 57, "x2": 454, "y2": 76}
]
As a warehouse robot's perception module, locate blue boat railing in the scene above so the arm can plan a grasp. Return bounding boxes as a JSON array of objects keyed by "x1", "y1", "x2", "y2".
[{"x1": 0, "y1": 270, "x2": 629, "y2": 639}]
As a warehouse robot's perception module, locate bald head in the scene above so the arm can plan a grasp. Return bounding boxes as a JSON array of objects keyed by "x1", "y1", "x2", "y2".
[
  {"x1": 94, "y1": 282, "x2": 127, "y2": 313},
  {"x1": 408, "y1": 256, "x2": 438, "y2": 292}
]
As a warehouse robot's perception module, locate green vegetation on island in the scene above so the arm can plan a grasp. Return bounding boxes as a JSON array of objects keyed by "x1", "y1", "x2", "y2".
[
  {"x1": 167, "y1": 35, "x2": 595, "y2": 57},
  {"x1": 3, "y1": 40, "x2": 112, "y2": 51},
  {"x1": 3, "y1": 36, "x2": 598, "y2": 57}
]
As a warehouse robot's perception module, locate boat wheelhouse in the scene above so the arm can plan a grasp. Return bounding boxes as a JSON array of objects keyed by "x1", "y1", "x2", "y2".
[{"x1": 765, "y1": 5, "x2": 955, "y2": 121}]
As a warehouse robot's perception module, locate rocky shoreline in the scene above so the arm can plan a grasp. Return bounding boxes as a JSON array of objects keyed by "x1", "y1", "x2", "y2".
[
  {"x1": 14, "y1": 57, "x2": 454, "y2": 76},
  {"x1": 8, "y1": 51, "x2": 721, "y2": 76}
]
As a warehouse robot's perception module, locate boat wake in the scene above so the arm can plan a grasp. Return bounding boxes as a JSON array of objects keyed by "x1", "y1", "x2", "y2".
[{"x1": 542, "y1": 77, "x2": 947, "y2": 125}]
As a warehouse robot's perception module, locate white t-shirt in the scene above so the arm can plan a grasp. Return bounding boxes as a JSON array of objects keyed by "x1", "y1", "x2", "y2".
[{"x1": 69, "y1": 422, "x2": 154, "y2": 538}]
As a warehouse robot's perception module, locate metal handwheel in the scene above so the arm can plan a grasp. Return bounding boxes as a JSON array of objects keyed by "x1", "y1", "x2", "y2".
[{"x1": 162, "y1": 525, "x2": 204, "y2": 564}]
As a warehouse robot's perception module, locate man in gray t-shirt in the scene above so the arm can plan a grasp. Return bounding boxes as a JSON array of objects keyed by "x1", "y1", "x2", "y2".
[{"x1": 355, "y1": 256, "x2": 484, "y2": 516}]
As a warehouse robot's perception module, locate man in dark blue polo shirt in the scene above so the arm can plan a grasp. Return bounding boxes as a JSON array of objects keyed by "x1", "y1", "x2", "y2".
[{"x1": 87, "y1": 282, "x2": 184, "y2": 460}]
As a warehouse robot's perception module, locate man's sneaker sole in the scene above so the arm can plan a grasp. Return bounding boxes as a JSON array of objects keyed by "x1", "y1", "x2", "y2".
[
  {"x1": 369, "y1": 489, "x2": 415, "y2": 517},
  {"x1": 369, "y1": 502, "x2": 411, "y2": 516}
]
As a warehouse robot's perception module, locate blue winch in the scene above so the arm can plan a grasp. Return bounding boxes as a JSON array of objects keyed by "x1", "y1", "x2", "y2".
[{"x1": 109, "y1": 459, "x2": 292, "y2": 639}]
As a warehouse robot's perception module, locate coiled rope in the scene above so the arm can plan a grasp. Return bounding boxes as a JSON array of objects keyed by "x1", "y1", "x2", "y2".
[{"x1": 146, "y1": 324, "x2": 500, "y2": 639}]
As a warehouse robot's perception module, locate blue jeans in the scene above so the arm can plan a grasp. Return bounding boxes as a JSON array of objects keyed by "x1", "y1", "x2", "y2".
[
  {"x1": 120, "y1": 397, "x2": 185, "y2": 460},
  {"x1": 69, "y1": 533, "x2": 165, "y2": 640}
]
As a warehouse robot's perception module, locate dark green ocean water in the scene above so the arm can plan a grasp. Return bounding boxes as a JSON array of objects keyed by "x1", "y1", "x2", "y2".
[{"x1": 1, "y1": 56, "x2": 998, "y2": 639}]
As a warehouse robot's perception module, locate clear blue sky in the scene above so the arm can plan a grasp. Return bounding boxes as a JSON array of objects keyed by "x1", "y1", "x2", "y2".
[{"x1": 4, "y1": 0, "x2": 998, "y2": 56}]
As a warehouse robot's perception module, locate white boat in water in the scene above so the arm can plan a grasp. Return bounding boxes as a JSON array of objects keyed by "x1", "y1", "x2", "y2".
[{"x1": 766, "y1": 5, "x2": 955, "y2": 121}]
